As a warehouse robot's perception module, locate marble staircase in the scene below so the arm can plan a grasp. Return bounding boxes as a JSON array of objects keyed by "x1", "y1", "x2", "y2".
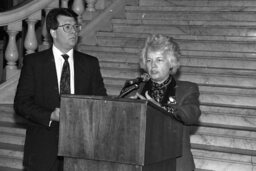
[
  {"x1": 1, "y1": 0, "x2": 256, "y2": 170},
  {"x1": 0, "y1": 104, "x2": 25, "y2": 171},
  {"x1": 77, "y1": 0, "x2": 256, "y2": 170},
  {"x1": 0, "y1": 40, "x2": 4, "y2": 83}
]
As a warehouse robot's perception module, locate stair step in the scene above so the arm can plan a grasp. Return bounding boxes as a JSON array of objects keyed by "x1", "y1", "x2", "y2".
[
  {"x1": 195, "y1": 169, "x2": 214, "y2": 171},
  {"x1": 100, "y1": 61, "x2": 139, "y2": 69},
  {"x1": 0, "y1": 105, "x2": 26, "y2": 170},
  {"x1": 112, "y1": 19, "x2": 256, "y2": 27},
  {"x1": 104, "y1": 77, "x2": 256, "y2": 95},
  {"x1": 192, "y1": 148, "x2": 256, "y2": 171},
  {"x1": 0, "y1": 112, "x2": 26, "y2": 124},
  {"x1": 0, "y1": 148, "x2": 23, "y2": 160},
  {"x1": 86, "y1": 51, "x2": 139, "y2": 63},
  {"x1": 113, "y1": 20, "x2": 256, "y2": 41},
  {"x1": 104, "y1": 76, "x2": 256, "y2": 97},
  {"x1": 101, "y1": 66, "x2": 256, "y2": 88},
  {"x1": 125, "y1": 0, "x2": 138, "y2": 6},
  {"x1": 182, "y1": 50, "x2": 256, "y2": 59},
  {"x1": 96, "y1": 35, "x2": 256, "y2": 53},
  {"x1": 0, "y1": 105, "x2": 27, "y2": 125},
  {"x1": 199, "y1": 85, "x2": 256, "y2": 107},
  {"x1": 0, "y1": 157, "x2": 23, "y2": 170},
  {"x1": 0, "y1": 143, "x2": 24, "y2": 170},
  {"x1": 191, "y1": 126, "x2": 256, "y2": 153},
  {"x1": 0, "y1": 143, "x2": 23, "y2": 152},
  {"x1": 200, "y1": 104, "x2": 256, "y2": 129},
  {"x1": 101, "y1": 67, "x2": 139, "y2": 79},
  {"x1": 126, "y1": 5, "x2": 256, "y2": 12},
  {"x1": 84, "y1": 43, "x2": 256, "y2": 70},
  {"x1": 0, "y1": 130, "x2": 25, "y2": 146},
  {"x1": 125, "y1": 11, "x2": 256, "y2": 22},
  {"x1": 105, "y1": 84, "x2": 256, "y2": 108},
  {"x1": 78, "y1": 44, "x2": 140, "y2": 54},
  {"x1": 178, "y1": 70, "x2": 255, "y2": 89},
  {"x1": 140, "y1": 0, "x2": 256, "y2": 7},
  {"x1": 84, "y1": 76, "x2": 256, "y2": 129},
  {"x1": 80, "y1": 44, "x2": 256, "y2": 59},
  {"x1": 96, "y1": 35, "x2": 145, "y2": 48}
]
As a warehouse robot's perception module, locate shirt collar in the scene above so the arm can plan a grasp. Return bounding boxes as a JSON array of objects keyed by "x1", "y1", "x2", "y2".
[{"x1": 52, "y1": 45, "x2": 73, "y2": 60}]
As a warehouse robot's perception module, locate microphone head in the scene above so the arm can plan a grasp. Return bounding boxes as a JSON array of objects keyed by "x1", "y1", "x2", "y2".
[
  {"x1": 125, "y1": 73, "x2": 150, "y2": 87},
  {"x1": 141, "y1": 73, "x2": 150, "y2": 82}
]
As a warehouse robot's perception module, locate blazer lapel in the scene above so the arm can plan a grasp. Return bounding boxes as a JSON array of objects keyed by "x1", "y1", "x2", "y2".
[{"x1": 161, "y1": 76, "x2": 176, "y2": 105}]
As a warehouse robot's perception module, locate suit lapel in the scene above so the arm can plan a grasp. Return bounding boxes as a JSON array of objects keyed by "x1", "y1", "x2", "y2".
[
  {"x1": 73, "y1": 51, "x2": 87, "y2": 94},
  {"x1": 43, "y1": 49, "x2": 60, "y2": 100}
]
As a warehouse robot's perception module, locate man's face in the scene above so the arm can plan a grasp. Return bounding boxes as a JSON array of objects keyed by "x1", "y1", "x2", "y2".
[{"x1": 51, "y1": 15, "x2": 78, "y2": 53}]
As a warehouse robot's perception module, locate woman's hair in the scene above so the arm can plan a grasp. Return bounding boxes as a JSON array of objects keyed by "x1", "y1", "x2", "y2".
[{"x1": 140, "y1": 34, "x2": 181, "y2": 75}]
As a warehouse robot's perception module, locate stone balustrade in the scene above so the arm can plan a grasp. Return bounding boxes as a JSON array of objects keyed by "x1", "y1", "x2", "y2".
[{"x1": 0, "y1": 0, "x2": 96, "y2": 82}]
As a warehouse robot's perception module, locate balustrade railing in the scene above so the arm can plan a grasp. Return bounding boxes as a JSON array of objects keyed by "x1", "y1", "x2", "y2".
[{"x1": 0, "y1": 0, "x2": 99, "y2": 82}]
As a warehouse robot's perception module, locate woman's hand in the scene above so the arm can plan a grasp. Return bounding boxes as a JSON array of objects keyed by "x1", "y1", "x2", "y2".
[
  {"x1": 131, "y1": 91, "x2": 161, "y2": 107},
  {"x1": 144, "y1": 91, "x2": 161, "y2": 107}
]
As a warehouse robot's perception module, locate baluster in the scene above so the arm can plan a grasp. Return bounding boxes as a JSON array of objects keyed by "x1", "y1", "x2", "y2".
[
  {"x1": 5, "y1": 21, "x2": 22, "y2": 79},
  {"x1": 72, "y1": 0, "x2": 85, "y2": 23},
  {"x1": 24, "y1": 11, "x2": 41, "y2": 54},
  {"x1": 61, "y1": 0, "x2": 69, "y2": 8},
  {"x1": 41, "y1": 0, "x2": 59, "y2": 50},
  {"x1": 24, "y1": 19, "x2": 38, "y2": 54},
  {"x1": 41, "y1": 8, "x2": 51, "y2": 50},
  {"x1": 86, "y1": 0, "x2": 97, "y2": 12}
]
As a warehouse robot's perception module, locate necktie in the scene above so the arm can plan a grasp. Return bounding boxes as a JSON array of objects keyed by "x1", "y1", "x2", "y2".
[{"x1": 60, "y1": 54, "x2": 70, "y2": 94}]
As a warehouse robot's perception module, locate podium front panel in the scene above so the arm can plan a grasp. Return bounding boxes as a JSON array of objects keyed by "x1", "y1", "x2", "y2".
[
  {"x1": 59, "y1": 96, "x2": 147, "y2": 165},
  {"x1": 59, "y1": 95, "x2": 182, "y2": 166}
]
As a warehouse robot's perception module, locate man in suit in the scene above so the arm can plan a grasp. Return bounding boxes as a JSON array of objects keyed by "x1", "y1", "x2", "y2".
[{"x1": 14, "y1": 8, "x2": 107, "y2": 171}]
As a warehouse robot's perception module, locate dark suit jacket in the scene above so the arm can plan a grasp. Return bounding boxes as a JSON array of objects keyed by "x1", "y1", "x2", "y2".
[
  {"x1": 14, "y1": 48, "x2": 107, "y2": 171},
  {"x1": 121, "y1": 78, "x2": 201, "y2": 171}
]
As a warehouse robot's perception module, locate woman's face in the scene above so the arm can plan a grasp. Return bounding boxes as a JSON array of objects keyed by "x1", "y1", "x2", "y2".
[{"x1": 146, "y1": 50, "x2": 172, "y2": 84}]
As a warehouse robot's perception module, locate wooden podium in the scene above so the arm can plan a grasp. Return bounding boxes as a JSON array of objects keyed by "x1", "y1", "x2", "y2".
[{"x1": 59, "y1": 95, "x2": 183, "y2": 171}]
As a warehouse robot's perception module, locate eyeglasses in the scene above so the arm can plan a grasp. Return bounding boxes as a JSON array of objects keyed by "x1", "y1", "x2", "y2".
[{"x1": 58, "y1": 24, "x2": 82, "y2": 33}]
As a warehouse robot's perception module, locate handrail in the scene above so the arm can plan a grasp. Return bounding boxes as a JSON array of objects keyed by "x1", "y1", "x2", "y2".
[
  {"x1": 0, "y1": 0, "x2": 53, "y2": 26},
  {"x1": 2, "y1": 0, "x2": 33, "y2": 12},
  {"x1": 80, "y1": 0, "x2": 125, "y2": 44}
]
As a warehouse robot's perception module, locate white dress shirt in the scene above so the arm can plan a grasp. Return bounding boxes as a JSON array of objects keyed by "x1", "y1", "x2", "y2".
[{"x1": 52, "y1": 45, "x2": 75, "y2": 94}]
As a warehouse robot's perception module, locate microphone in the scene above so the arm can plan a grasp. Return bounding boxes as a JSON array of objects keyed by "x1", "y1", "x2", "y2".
[
  {"x1": 118, "y1": 73, "x2": 150, "y2": 98},
  {"x1": 118, "y1": 84, "x2": 139, "y2": 98},
  {"x1": 125, "y1": 73, "x2": 150, "y2": 86}
]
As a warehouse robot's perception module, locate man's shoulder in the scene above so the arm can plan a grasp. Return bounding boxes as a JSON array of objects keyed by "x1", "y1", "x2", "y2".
[
  {"x1": 74, "y1": 50, "x2": 98, "y2": 60},
  {"x1": 23, "y1": 49, "x2": 52, "y2": 64},
  {"x1": 25, "y1": 48, "x2": 51, "y2": 59}
]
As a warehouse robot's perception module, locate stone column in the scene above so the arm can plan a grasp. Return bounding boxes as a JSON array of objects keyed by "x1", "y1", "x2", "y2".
[
  {"x1": 5, "y1": 21, "x2": 22, "y2": 79},
  {"x1": 72, "y1": 0, "x2": 86, "y2": 23},
  {"x1": 86, "y1": 0, "x2": 97, "y2": 12},
  {"x1": 24, "y1": 11, "x2": 41, "y2": 54}
]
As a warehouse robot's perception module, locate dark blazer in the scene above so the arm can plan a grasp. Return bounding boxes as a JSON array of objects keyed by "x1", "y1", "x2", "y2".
[
  {"x1": 172, "y1": 81, "x2": 201, "y2": 171},
  {"x1": 14, "y1": 48, "x2": 107, "y2": 171},
  {"x1": 121, "y1": 78, "x2": 201, "y2": 171}
]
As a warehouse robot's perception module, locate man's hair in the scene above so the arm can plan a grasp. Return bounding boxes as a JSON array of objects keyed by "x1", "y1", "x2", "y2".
[
  {"x1": 140, "y1": 34, "x2": 181, "y2": 75},
  {"x1": 46, "y1": 8, "x2": 78, "y2": 33}
]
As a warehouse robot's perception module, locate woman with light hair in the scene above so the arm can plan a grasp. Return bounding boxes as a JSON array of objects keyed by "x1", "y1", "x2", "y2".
[{"x1": 119, "y1": 34, "x2": 201, "y2": 171}]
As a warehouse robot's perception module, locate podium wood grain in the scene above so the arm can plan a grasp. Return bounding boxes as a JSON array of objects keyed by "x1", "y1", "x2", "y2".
[
  {"x1": 58, "y1": 95, "x2": 182, "y2": 170},
  {"x1": 64, "y1": 158, "x2": 175, "y2": 171}
]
